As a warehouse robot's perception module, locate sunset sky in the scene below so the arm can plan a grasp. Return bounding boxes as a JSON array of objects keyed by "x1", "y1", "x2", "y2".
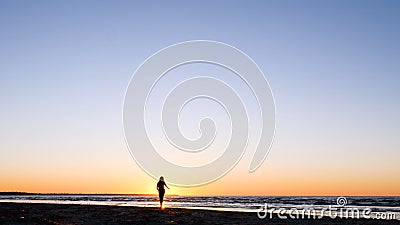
[{"x1": 0, "y1": 1, "x2": 399, "y2": 196}]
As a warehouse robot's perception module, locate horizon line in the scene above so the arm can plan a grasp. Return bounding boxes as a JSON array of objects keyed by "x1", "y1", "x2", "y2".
[{"x1": 1, "y1": 192, "x2": 399, "y2": 197}]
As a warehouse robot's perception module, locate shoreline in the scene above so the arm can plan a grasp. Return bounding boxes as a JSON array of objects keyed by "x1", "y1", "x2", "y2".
[{"x1": 1, "y1": 202, "x2": 398, "y2": 225}]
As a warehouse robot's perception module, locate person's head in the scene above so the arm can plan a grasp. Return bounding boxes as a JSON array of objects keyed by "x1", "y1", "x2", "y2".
[{"x1": 159, "y1": 176, "x2": 164, "y2": 182}]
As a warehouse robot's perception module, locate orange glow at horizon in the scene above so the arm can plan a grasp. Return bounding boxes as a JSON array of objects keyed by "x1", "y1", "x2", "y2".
[
  {"x1": 1, "y1": 153, "x2": 399, "y2": 196},
  {"x1": 1, "y1": 124, "x2": 399, "y2": 196}
]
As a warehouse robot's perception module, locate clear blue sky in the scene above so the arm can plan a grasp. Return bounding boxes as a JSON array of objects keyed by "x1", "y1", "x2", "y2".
[{"x1": 0, "y1": 0, "x2": 399, "y2": 195}]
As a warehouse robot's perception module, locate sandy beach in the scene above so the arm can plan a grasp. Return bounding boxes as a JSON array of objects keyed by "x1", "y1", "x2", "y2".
[{"x1": 0, "y1": 203, "x2": 397, "y2": 225}]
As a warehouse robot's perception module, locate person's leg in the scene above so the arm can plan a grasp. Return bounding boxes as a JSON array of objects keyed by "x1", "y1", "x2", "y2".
[
  {"x1": 158, "y1": 191, "x2": 162, "y2": 206},
  {"x1": 159, "y1": 190, "x2": 165, "y2": 207}
]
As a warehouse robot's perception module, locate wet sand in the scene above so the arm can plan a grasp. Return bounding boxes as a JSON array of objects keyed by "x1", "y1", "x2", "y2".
[{"x1": 0, "y1": 203, "x2": 397, "y2": 225}]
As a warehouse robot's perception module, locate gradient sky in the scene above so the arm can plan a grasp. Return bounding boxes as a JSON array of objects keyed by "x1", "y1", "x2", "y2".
[{"x1": 0, "y1": 0, "x2": 399, "y2": 196}]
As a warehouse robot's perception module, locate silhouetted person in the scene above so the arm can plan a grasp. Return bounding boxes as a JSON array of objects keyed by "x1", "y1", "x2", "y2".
[{"x1": 156, "y1": 176, "x2": 169, "y2": 208}]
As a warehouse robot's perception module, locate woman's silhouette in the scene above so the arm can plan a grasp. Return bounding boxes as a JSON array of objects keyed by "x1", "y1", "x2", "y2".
[{"x1": 156, "y1": 176, "x2": 169, "y2": 208}]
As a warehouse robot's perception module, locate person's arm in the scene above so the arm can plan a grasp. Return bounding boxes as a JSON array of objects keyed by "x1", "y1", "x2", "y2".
[{"x1": 165, "y1": 183, "x2": 170, "y2": 189}]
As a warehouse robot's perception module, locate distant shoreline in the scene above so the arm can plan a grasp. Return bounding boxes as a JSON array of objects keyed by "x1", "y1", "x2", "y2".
[{"x1": 0, "y1": 192, "x2": 179, "y2": 196}]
